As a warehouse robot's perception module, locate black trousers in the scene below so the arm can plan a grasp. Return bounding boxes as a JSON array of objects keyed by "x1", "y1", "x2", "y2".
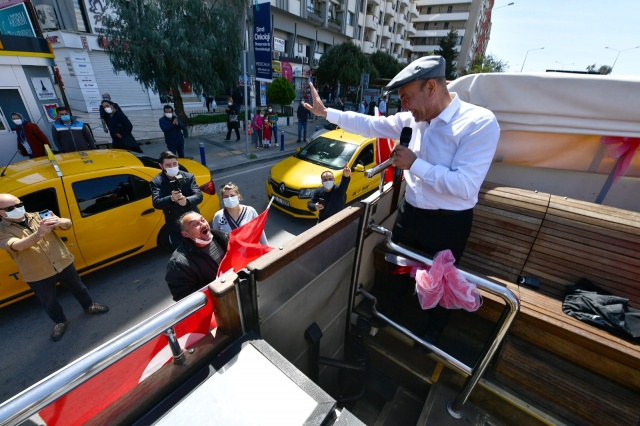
[{"x1": 378, "y1": 198, "x2": 474, "y2": 334}]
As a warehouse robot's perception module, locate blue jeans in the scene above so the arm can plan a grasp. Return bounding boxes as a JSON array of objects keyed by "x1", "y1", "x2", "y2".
[
  {"x1": 252, "y1": 129, "x2": 262, "y2": 146},
  {"x1": 271, "y1": 124, "x2": 279, "y2": 144},
  {"x1": 27, "y1": 264, "x2": 94, "y2": 324},
  {"x1": 298, "y1": 121, "x2": 307, "y2": 140}
]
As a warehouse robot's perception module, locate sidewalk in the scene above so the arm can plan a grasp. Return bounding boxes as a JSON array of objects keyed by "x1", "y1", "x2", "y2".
[{"x1": 74, "y1": 106, "x2": 329, "y2": 175}]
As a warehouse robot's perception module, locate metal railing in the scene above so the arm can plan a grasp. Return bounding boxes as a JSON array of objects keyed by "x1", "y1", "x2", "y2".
[
  {"x1": 366, "y1": 224, "x2": 520, "y2": 419},
  {"x1": 0, "y1": 292, "x2": 207, "y2": 426}
]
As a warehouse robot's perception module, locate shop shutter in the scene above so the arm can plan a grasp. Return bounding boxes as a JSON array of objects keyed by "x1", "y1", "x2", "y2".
[{"x1": 88, "y1": 51, "x2": 153, "y2": 109}]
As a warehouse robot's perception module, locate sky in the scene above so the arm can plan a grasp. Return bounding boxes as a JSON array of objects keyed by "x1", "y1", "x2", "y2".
[{"x1": 485, "y1": 0, "x2": 640, "y2": 75}]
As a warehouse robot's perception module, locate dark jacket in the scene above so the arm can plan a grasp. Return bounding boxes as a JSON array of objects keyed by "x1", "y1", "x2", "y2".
[
  {"x1": 226, "y1": 105, "x2": 239, "y2": 128},
  {"x1": 367, "y1": 100, "x2": 377, "y2": 116},
  {"x1": 150, "y1": 171, "x2": 203, "y2": 232},
  {"x1": 14, "y1": 118, "x2": 51, "y2": 157},
  {"x1": 308, "y1": 176, "x2": 350, "y2": 222},
  {"x1": 165, "y1": 230, "x2": 228, "y2": 301},
  {"x1": 51, "y1": 117, "x2": 96, "y2": 152},
  {"x1": 104, "y1": 109, "x2": 133, "y2": 149},
  {"x1": 297, "y1": 104, "x2": 309, "y2": 123},
  {"x1": 159, "y1": 115, "x2": 186, "y2": 148}
]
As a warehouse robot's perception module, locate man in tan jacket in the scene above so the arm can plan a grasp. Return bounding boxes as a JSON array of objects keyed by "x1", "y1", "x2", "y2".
[{"x1": 0, "y1": 193, "x2": 109, "y2": 342}]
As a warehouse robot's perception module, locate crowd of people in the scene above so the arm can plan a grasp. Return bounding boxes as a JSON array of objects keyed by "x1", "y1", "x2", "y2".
[{"x1": 3, "y1": 56, "x2": 496, "y2": 353}]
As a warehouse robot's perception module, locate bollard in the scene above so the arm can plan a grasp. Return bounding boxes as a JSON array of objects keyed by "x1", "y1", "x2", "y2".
[
  {"x1": 315, "y1": 126, "x2": 319, "y2": 132},
  {"x1": 280, "y1": 131, "x2": 285, "y2": 151},
  {"x1": 199, "y1": 142, "x2": 206, "y2": 167}
]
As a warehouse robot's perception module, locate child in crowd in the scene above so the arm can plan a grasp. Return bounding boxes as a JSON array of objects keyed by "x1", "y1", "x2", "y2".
[{"x1": 262, "y1": 112, "x2": 271, "y2": 149}]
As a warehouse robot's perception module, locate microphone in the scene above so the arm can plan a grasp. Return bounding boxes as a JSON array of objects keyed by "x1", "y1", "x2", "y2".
[
  {"x1": 364, "y1": 157, "x2": 394, "y2": 178},
  {"x1": 394, "y1": 127, "x2": 413, "y2": 178}
]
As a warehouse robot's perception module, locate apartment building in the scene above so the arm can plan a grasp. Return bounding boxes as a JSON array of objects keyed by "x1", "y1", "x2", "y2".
[{"x1": 410, "y1": 0, "x2": 493, "y2": 74}]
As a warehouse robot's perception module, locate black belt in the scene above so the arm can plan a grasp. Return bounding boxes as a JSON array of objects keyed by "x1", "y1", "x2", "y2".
[{"x1": 404, "y1": 201, "x2": 470, "y2": 217}]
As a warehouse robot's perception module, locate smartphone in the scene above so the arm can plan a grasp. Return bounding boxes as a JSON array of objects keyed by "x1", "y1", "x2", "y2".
[
  {"x1": 318, "y1": 198, "x2": 325, "y2": 206},
  {"x1": 39, "y1": 209, "x2": 53, "y2": 219}
]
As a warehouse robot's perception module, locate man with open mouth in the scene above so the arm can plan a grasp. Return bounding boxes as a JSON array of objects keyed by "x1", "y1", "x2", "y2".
[{"x1": 165, "y1": 212, "x2": 228, "y2": 301}]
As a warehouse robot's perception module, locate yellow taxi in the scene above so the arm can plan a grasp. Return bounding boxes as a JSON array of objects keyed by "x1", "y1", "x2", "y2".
[
  {"x1": 0, "y1": 149, "x2": 219, "y2": 308},
  {"x1": 266, "y1": 129, "x2": 387, "y2": 219}
]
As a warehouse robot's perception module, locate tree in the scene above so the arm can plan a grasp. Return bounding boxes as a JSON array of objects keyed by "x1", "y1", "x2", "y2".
[
  {"x1": 267, "y1": 78, "x2": 296, "y2": 113},
  {"x1": 465, "y1": 54, "x2": 508, "y2": 74},
  {"x1": 586, "y1": 64, "x2": 613, "y2": 75},
  {"x1": 436, "y1": 29, "x2": 459, "y2": 80},
  {"x1": 101, "y1": 0, "x2": 242, "y2": 123},
  {"x1": 369, "y1": 51, "x2": 403, "y2": 79},
  {"x1": 316, "y1": 42, "x2": 378, "y2": 100}
]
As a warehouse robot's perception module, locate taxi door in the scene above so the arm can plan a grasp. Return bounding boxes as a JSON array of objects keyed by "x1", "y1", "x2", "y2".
[
  {"x1": 346, "y1": 141, "x2": 377, "y2": 202},
  {"x1": 0, "y1": 179, "x2": 87, "y2": 307},
  {"x1": 62, "y1": 169, "x2": 163, "y2": 270}
]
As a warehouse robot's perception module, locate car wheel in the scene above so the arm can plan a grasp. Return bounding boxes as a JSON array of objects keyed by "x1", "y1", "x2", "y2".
[{"x1": 157, "y1": 226, "x2": 173, "y2": 252}]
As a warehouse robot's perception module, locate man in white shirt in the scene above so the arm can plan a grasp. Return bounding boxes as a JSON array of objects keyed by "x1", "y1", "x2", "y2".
[
  {"x1": 378, "y1": 95, "x2": 387, "y2": 116},
  {"x1": 303, "y1": 56, "x2": 500, "y2": 349}
]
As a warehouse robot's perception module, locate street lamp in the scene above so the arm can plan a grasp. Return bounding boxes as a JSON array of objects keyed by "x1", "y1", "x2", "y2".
[
  {"x1": 494, "y1": 2, "x2": 515, "y2": 10},
  {"x1": 555, "y1": 60, "x2": 575, "y2": 70},
  {"x1": 605, "y1": 45, "x2": 640, "y2": 72},
  {"x1": 520, "y1": 47, "x2": 544, "y2": 72}
]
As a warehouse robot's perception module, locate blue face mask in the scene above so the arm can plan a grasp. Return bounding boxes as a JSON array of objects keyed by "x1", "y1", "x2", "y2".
[{"x1": 60, "y1": 114, "x2": 71, "y2": 121}]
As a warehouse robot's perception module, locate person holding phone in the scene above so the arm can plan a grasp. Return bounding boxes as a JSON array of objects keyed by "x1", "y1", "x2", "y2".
[
  {"x1": 307, "y1": 164, "x2": 351, "y2": 223},
  {"x1": 0, "y1": 193, "x2": 109, "y2": 342}
]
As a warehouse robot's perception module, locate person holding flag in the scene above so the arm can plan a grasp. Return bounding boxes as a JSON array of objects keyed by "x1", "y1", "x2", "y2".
[{"x1": 211, "y1": 183, "x2": 268, "y2": 245}]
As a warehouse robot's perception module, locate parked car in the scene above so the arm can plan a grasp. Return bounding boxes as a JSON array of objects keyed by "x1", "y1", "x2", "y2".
[
  {"x1": 0, "y1": 150, "x2": 219, "y2": 308},
  {"x1": 266, "y1": 129, "x2": 386, "y2": 219}
]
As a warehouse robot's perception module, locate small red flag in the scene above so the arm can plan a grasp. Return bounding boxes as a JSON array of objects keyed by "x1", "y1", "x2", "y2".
[
  {"x1": 376, "y1": 108, "x2": 395, "y2": 183},
  {"x1": 217, "y1": 209, "x2": 274, "y2": 277}
]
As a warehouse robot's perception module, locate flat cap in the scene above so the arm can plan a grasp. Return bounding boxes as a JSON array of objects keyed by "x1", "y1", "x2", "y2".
[{"x1": 384, "y1": 56, "x2": 446, "y2": 93}]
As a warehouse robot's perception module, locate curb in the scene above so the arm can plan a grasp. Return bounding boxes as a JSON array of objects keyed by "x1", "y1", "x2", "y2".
[{"x1": 207, "y1": 150, "x2": 292, "y2": 175}]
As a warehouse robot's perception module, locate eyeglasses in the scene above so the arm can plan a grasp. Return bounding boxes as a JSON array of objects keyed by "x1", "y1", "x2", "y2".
[{"x1": 0, "y1": 202, "x2": 24, "y2": 212}]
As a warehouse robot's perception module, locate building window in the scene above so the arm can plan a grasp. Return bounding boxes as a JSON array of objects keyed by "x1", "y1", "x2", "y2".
[
  {"x1": 444, "y1": 22, "x2": 449, "y2": 29},
  {"x1": 424, "y1": 23, "x2": 429, "y2": 30},
  {"x1": 72, "y1": 0, "x2": 88, "y2": 32},
  {"x1": 447, "y1": 5, "x2": 453, "y2": 13},
  {"x1": 427, "y1": 7, "x2": 432, "y2": 14},
  {"x1": 348, "y1": 12, "x2": 354, "y2": 26}
]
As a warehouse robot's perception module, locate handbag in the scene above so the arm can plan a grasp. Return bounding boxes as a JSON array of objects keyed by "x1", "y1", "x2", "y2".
[{"x1": 123, "y1": 134, "x2": 143, "y2": 153}]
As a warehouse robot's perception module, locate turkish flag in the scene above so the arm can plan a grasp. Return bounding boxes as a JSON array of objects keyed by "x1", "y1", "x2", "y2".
[
  {"x1": 376, "y1": 108, "x2": 395, "y2": 183},
  {"x1": 217, "y1": 209, "x2": 274, "y2": 277}
]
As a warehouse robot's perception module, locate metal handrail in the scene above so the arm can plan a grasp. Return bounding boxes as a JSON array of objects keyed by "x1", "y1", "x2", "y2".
[
  {"x1": 0, "y1": 292, "x2": 207, "y2": 426},
  {"x1": 367, "y1": 224, "x2": 520, "y2": 419}
]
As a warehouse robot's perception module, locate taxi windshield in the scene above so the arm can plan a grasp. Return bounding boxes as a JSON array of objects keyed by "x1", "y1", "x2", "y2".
[{"x1": 297, "y1": 137, "x2": 357, "y2": 169}]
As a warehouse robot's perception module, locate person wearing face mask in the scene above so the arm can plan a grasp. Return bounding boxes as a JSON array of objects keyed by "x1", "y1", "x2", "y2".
[
  {"x1": 251, "y1": 109, "x2": 264, "y2": 148},
  {"x1": 307, "y1": 164, "x2": 351, "y2": 223},
  {"x1": 165, "y1": 212, "x2": 228, "y2": 301},
  {"x1": 266, "y1": 106, "x2": 279, "y2": 147},
  {"x1": 159, "y1": 105, "x2": 186, "y2": 157},
  {"x1": 100, "y1": 100, "x2": 141, "y2": 152},
  {"x1": 10, "y1": 112, "x2": 51, "y2": 158},
  {"x1": 211, "y1": 183, "x2": 268, "y2": 245},
  {"x1": 150, "y1": 151, "x2": 203, "y2": 249},
  {"x1": 51, "y1": 106, "x2": 96, "y2": 153},
  {"x1": 99, "y1": 93, "x2": 120, "y2": 134},
  {"x1": 0, "y1": 193, "x2": 110, "y2": 342}
]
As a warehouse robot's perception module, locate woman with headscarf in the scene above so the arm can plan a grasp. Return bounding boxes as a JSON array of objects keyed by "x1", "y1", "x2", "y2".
[
  {"x1": 10, "y1": 112, "x2": 51, "y2": 158},
  {"x1": 211, "y1": 182, "x2": 268, "y2": 245},
  {"x1": 100, "y1": 100, "x2": 141, "y2": 152}
]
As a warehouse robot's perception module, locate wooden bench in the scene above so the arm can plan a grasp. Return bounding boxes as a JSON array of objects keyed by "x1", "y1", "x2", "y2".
[{"x1": 460, "y1": 184, "x2": 640, "y2": 423}]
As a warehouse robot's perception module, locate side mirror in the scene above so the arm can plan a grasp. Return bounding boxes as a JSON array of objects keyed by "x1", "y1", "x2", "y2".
[{"x1": 353, "y1": 164, "x2": 365, "y2": 172}]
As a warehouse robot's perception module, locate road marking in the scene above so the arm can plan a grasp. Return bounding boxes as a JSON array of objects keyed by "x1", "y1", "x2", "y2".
[{"x1": 214, "y1": 161, "x2": 278, "y2": 181}]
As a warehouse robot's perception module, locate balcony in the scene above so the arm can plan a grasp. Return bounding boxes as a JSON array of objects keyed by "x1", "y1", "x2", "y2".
[
  {"x1": 382, "y1": 25, "x2": 392, "y2": 39},
  {"x1": 328, "y1": 15, "x2": 342, "y2": 30},
  {"x1": 365, "y1": 14, "x2": 379, "y2": 29},
  {"x1": 406, "y1": 23, "x2": 416, "y2": 35},
  {"x1": 369, "y1": 0, "x2": 380, "y2": 5},
  {"x1": 399, "y1": 0, "x2": 410, "y2": 7},
  {"x1": 385, "y1": 3, "x2": 396, "y2": 17},
  {"x1": 410, "y1": 4, "x2": 419, "y2": 18},
  {"x1": 397, "y1": 13, "x2": 406, "y2": 27},
  {"x1": 363, "y1": 42, "x2": 376, "y2": 54},
  {"x1": 394, "y1": 33, "x2": 404, "y2": 45},
  {"x1": 307, "y1": 6, "x2": 324, "y2": 25},
  {"x1": 404, "y1": 39, "x2": 414, "y2": 51},
  {"x1": 381, "y1": 39, "x2": 391, "y2": 50}
]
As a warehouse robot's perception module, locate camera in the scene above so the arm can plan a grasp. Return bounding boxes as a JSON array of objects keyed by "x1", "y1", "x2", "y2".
[
  {"x1": 39, "y1": 209, "x2": 53, "y2": 219},
  {"x1": 170, "y1": 178, "x2": 184, "y2": 192},
  {"x1": 318, "y1": 198, "x2": 325, "y2": 206}
]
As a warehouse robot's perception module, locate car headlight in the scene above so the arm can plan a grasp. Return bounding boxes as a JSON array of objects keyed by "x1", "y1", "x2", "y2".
[{"x1": 298, "y1": 188, "x2": 314, "y2": 199}]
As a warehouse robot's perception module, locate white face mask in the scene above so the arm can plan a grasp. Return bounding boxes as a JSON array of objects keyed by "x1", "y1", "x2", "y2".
[
  {"x1": 165, "y1": 166, "x2": 180, "y2": 177},
  {"x1": 223, "y1": 196, "x2": 239, "y2": 209},
  {"x1": 323, "y1": 180, "x2": 334, "y2": 190},
  {"x1": 104, "y1": 108, "x2": 113, "y2": 114},
  {"x1": 12, "y1": 119, "x2": 23, "y2": 126},
  {"x1": 4, "y1": 206, "x2": 26, "y2": 220},
  {"x1": 165, "y1": 113, "x2": 173, "y2": 119}
]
